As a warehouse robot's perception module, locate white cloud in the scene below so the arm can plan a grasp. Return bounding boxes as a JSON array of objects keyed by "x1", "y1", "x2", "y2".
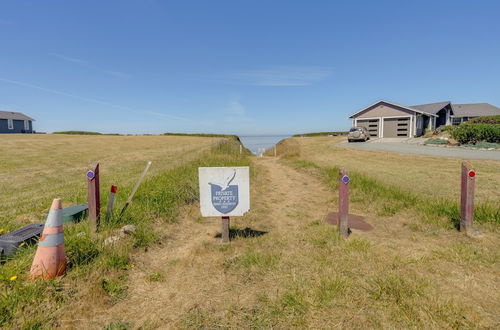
[
  {"x1": 238, "y1": 66, "x2": 331, "y2": 86},
  {"x1": 53, "y1": 53, "x2": 88, "y2": 64},
  {"x1": 0, "y1": 77, "x2": 190, "y2": 122},
  {"x1": 106, "y1": 70, "x2": 130, "y2": 79},
  {"x1": 225, "y1": 99, "x2": 246, "y2": 115},
  {"x1": 53, "y1": 54, "x2": 130, "y2": 79}
]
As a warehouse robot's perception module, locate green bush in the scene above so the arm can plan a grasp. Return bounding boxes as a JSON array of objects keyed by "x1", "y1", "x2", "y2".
[
  {"x1": 466, "y1": 115, "x2": 500, "y2": 125},
  {"x1": 451, "y1": 124, "x2": 500, "y2": 144},
  {"x1": 439, "y1": 125, "x2": 455, "y2": 133}
]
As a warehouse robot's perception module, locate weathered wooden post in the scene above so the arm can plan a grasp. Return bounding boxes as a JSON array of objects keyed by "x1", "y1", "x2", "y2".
[
  {"x1": 105, "y1": 185, "x2": 118, "y2": 222},
  {"x1": 460, "y1": 162, "x2": 475, "y2": 234},
  {"x1": 118, "y1": 161, "x2": 152, "y2": 220},
  {"x1": 338, "y1": 168, "x2": 350, "y2": 238},
  {"x1": 240, "y1": 144, "x2": 243, "y2": 155},
  {"x1": 221, "y1": 216, "x2": 230, "y2": 243},
  {"x1": 87, "y1": 162, "x2": 100, "y2": 233}
]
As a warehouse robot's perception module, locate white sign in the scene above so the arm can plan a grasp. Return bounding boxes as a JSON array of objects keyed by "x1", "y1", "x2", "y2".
[{"x1": 198, "y1": 167, "x2": 250, "y2": 217}]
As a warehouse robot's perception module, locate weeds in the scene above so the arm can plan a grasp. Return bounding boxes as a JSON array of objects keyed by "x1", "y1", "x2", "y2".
[
  {"x1": 288, "y1": 159, "x2": 499, "y2": 228},
  {"x1": 0, "y1": 137, "x2": 250, "y2": 328}
]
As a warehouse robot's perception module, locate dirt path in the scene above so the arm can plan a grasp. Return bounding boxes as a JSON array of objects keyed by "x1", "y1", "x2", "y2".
[{"x1": 63, "y1": 157, "x2": 333, "y2": 328}]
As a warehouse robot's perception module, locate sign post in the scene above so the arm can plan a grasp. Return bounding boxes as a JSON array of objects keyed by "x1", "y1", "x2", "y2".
[
  {"x1": 199, "y1": 167, "x2": 250, "y2": 243},
  {"x1": 339, "y1": 168, "x2": 349, "y2": 238},
  {"x1": 105, "y1": 185, "x2": 118, "y2": 222},
  {"x1": 460, "y1": 162, "x2": 475, "y2": 234},
  {"x1": 87, "y1": 162, "x2": 100, "y2": 233},
  {"x1": 221, "y1": 216, "x2": 230, "y2": 243}
]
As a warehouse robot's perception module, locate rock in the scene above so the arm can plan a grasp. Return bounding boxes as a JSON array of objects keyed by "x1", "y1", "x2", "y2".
[
  {"x1": 104, "y1": 235, "x2": 121, "y2": 246},
  {"x1": 121, "y1": 225, "x2": 137, "y2": 235}
]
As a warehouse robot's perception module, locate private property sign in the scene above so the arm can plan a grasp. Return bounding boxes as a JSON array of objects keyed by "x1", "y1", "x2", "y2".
[{"x1": 198, "y1": 167, "x2": 250, "y2": 217}]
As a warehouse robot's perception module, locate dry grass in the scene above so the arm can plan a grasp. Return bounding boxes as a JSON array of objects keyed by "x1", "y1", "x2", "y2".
[
  {"x1": 295, "y1": 136, "x2": 500, "y2": 203},
  {"x1": 60, "y1": 153, "x2": 499, "y2": 329},
  {"x1": 1, "y1": 135, "x2": 499, "y2": 328},
  {"x1": 0, "y1": 134, "x2": 216, "y2": 230}
]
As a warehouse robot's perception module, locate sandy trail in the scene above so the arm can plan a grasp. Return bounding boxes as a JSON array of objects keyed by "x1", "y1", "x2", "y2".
[{"x1": 63, "y1": 157, "x2": 333, "y2": 328}]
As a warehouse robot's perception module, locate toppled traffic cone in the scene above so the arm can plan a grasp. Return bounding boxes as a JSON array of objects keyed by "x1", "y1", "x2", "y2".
[{"x1": 30, "y1": 198, "x2": 67, "y2": 280}]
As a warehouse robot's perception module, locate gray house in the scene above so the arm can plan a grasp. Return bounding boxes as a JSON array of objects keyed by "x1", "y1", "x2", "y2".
[
  {"x1": 349, "y1": 100, "x2": 500, "y2": 138},
  {"x1": 0, "y1": 111, "x2": 35, "y2": 134}
]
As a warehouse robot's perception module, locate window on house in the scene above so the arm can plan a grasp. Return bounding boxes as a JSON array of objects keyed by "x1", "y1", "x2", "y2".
[
  {"x1": 24, "y1": 120, "x2": 29, "y2": 131},
  {"x1": 8, "y1": 119, "x2": 13, "y2": 129},
  {"x1": 452, "y1": 117, "x2": 462, "y2": 125}
]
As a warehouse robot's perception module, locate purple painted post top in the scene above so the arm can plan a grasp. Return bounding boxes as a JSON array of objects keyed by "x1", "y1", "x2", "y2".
[
  {"x1": 341, "y1": 175, "x2": 350, "y2": 184},
  {"x1": 86, "y1": 170, "x2": 95, "y2": 180}
]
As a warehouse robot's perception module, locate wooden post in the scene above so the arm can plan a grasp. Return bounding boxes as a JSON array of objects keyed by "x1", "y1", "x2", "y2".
[
  {"x1": 240, "y1": 144, "x2": 242, "y2": 155},
  {"x1": 460, "y1": 162, "x2": 475, "y2": 233},
  {"x1": 118, "y1": 161, "x2": 152, "y2": 220},
  {"x1": 221, "y1": 216, "x2": 230, "y2": 243},
  {"x1": 105, "y1": 185, "x2": 117, "y2": 222},
  {"x1": 274, "y1": 145, "x2": 277, "y2": 157},
  {"x1": 87, "y1": 162, "x2": 100, "y2": 233},
  {"x1": 338, "y1": 168, "x2": 349, "y2": 238}
]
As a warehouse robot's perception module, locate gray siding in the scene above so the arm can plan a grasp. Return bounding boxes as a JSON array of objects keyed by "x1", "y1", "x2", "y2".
[{"x1": 0, "y1": 119, "x2": 33, "y2": 133}]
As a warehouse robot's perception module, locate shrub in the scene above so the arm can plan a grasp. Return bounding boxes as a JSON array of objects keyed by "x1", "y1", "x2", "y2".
[
  {"x1": 466, "y1": 115, "x2": 500, "y2": 125},
  {"x1": 439, "y1": 125, "x2": 455, "y2": 133},
  {"x1": 451, "y1": 123, "x2": 500, "y2": 144}
]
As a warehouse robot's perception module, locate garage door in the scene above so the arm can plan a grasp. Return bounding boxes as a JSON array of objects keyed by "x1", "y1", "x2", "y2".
[
  {"x1": 383, "y1": 118, "x2": 410, "y2": 138},
  {"x1": 356, "y1": 119, "x2": 379, "y2": 137}
]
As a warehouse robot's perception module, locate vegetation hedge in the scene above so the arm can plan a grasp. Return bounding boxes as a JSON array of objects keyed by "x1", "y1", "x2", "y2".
[
  {"x1": 53, "y1": 131, "x2": 103, "y2": 135},
  {"x1": 450, "y1": 123, "x2": 500, "y2": 144},
  {"x1": 293, "y1": 131, "x2": 348, "y2": 137},
  {"x1": 466, "y1": 115, "x2": 500, "y2": 125}
]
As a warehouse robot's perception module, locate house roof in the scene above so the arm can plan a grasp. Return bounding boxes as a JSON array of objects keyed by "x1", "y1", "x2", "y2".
[
  {"x1": 348, "y1": 100, "x2": 438, "y2": 119},
  {"x1": 451, "y1": 103, "x2": 500, "y2": 117},
  {"x1": 0, "y1": 110, "x2": 35, "y2": 121},
  {"x1": 410, "y1": 101, "x2": 450, "y2": 115}
]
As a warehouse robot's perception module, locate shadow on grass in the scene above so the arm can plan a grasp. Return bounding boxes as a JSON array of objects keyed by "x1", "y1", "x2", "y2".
[{"x1": 214, "y1": 227, "x2": 268, "y2": 240}]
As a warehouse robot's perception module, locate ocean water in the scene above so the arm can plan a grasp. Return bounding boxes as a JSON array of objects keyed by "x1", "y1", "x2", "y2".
[{"x1": 238, "y1": 135, "x2": 291, "y2": 155}]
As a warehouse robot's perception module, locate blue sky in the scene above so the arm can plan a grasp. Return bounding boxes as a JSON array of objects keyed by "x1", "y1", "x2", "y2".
[{"x1": 1, "y1": 0, "x2": 499, "y2": 135}]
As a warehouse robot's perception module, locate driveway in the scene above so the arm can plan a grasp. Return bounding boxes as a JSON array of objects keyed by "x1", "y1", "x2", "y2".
[{"x1": 338, "y1": 139, "x2": 500, "y2": 161}]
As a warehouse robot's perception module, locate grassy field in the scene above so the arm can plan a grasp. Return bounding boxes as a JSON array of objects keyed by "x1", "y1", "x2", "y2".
[
  {"x1": 0, "y1": 134, "x2": 249, "y2": 328},
  {"x1": 295, "y1": 136, "x2": 500, "y2": 205},
  {"x1": 1, "y1": 134, "x2": 499, "y2": 328},
  {"x1": 0, "y1": 134, "x2": 220, "y2": 231}
]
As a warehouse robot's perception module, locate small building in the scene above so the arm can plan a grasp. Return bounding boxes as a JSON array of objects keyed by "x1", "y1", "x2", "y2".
[
  {"x1": 348, "y1": 100, "x2": 500, "y2": 138},
  {"x1": 0, "y1": 111, "x2": 35, "y2": 134}
]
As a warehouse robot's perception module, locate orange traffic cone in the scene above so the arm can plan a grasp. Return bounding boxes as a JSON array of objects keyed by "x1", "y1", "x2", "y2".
[{"x1": 30, "y1": 198, "x2": 67, "y2": 280}]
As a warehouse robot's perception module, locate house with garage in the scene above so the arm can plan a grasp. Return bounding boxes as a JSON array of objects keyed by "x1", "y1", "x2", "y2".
[
  {"x1": 348, "y1": 100, "x2": 500, "y2": 138},
  {"x1": 0, "y1": 111, "x2": 35, "y2": 133}
]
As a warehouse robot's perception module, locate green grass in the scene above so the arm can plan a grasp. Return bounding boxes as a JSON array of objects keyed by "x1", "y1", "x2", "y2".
[
  {"x1": 287, "y1": 159, "x2": 499, "y2": 228},
  {"x1": 0, "y1": 138, "x2": 250, "y2": 329}
]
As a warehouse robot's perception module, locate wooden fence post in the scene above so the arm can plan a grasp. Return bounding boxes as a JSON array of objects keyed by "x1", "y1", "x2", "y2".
[
  {"x1": 118, "y1": 161, "x2": 152, "y2": 220},
  {"x1": 460, "y1": 162, "x2": 475, "y2": 234},
  {"x1": 87, "y1": 162, "x2": 100, "y2": 233},
  {"x1": 338, "y1": 168, "x2": 350, "y2": 238},
  {"x1": 221, "y1": 216, "x2": 230, "y2": 243}
]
